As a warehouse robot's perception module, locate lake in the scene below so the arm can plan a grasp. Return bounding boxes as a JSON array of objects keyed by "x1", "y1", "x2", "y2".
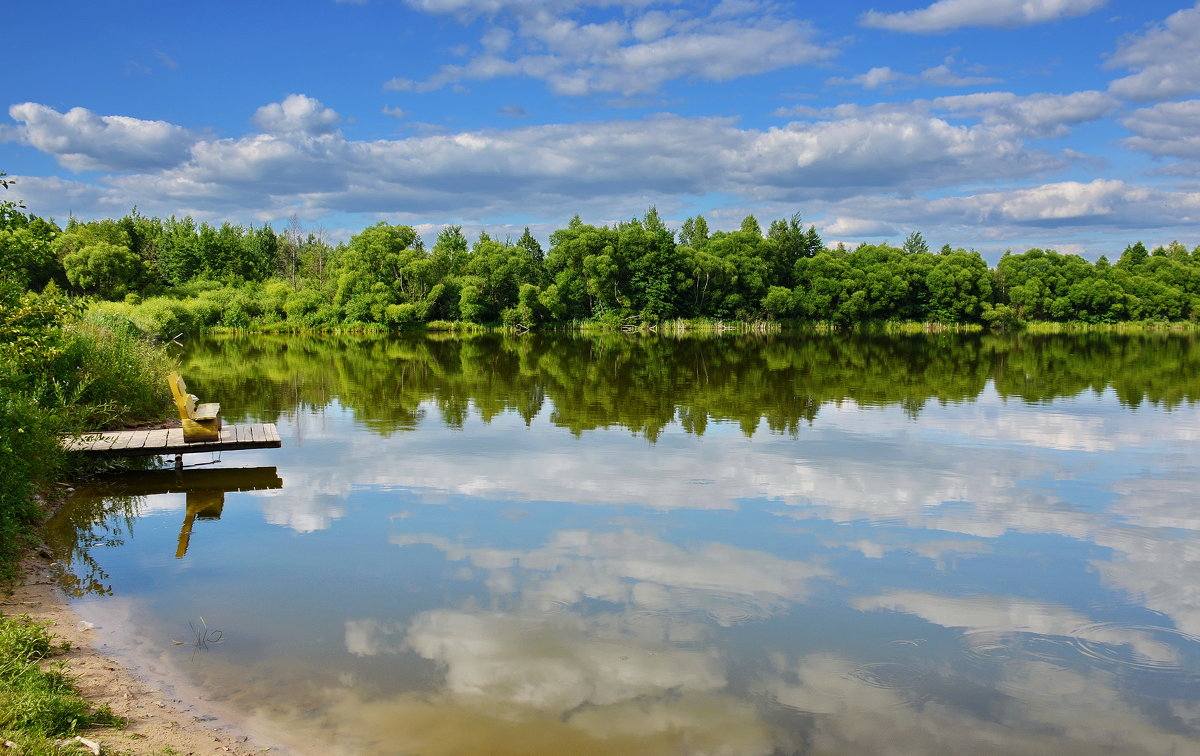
[{"x1": 47, "y1": 331, "x2": 1200, "y2": 755}]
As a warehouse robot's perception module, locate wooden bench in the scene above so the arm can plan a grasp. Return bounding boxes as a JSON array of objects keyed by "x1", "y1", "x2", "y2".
[{"x1": 167, "y1": 371, "x2": 222, "y2": 442}]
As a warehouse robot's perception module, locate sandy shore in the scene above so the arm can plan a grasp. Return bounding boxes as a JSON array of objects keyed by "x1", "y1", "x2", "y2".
[{"x1": 4, "y1": 551, "x2": 286, "y2": 756}]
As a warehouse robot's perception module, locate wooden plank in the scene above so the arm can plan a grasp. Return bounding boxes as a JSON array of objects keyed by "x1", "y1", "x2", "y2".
[
  {"x1": 111, "y1": 430, "x2": 143, "y2": 450},
  {"x1": 89, "y1": 433, "x2": 119, "y2": 451},
  {"x1": 62, "y1": 422, "x2": 283, "y2": 458},
  {"x1": 126, "y1": 429, "x2": 152, "y2": 450},
  {"x1": 145, "y1": 428, "x2": 170, "y2": 448}
]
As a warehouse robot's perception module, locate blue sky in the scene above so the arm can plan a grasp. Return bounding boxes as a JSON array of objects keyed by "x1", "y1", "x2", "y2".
[{"x1": 3, "y1": 0, "x2": 1199, "y2": 259}]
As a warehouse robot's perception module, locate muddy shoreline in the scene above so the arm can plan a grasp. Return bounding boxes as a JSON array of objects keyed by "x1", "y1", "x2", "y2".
[
  {"x1": 4, "y1": 551, "x2": 292, "y2": 756},
  {"x1": 3, "y1": 488, "x2": 298, "y2": 756}
]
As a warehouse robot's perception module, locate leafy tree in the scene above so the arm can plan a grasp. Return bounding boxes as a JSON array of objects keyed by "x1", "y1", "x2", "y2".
[
  {"x1": 516, "y1": 226, "x2": 544, "y2": 263},
  {"x1": 765, "y1": 212, "x2": 815, "y2": 288},
  {"x1": 678, "y1": 215, "x2": 710, "y2": 249},
  {"x1": 903, "y1": 231, "x2": 929, "y2": 256},
  {"x1": 1, "y1": 179, "x2": 60, "y2": 290},
  {"x1": 63, "y1": 241, "x2": 147, "y2": 300},
  {"x1": 926, "y1": 250, "x2": 993, "y2": 323}
]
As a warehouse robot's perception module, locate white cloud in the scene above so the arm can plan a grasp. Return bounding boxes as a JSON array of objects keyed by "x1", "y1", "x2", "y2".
[
  {"x1": 1122, "y1": 99, "x2": 1200, "y2": 161},
  {"x1": 829, "y1": 59, "x2": 1000, "y2": 90},
  {"x1": 1108, "y1": 3, "x2": 1200, "y2": 102},
  {"x1": 935, "y1": 90, "x2": 1117, "y2": 137},
  {"x1": 820, "y1": 179, "x2": 1200, "y2": 236},
  {"x1": 5, "y1": 102, "x2": 196, "y2": 172},
  {"x1": 404, "y1": 608, "x2": 726, "y2": 710},
  {"x1": 861, "y1": 0, "x2": 1107, "y2": 33},
  {"x1": 837, "y1": 66, "x2": 909, "y2": 89},
  {"x1": 919, "y1": 62, "x2": 1001, "y2": 87},
  {"x1": 9, "y1": 98, "x2": 1066, "y2": 223},
  {"x1": 388, "y1": 3, "x2": 832, "y2": 96},
  {"x1": 743, "y1": 113, "x2": 1052, "y2": 194},
  {"x1": 250, "y1": 94, "x2": 341, "y2": 136}
]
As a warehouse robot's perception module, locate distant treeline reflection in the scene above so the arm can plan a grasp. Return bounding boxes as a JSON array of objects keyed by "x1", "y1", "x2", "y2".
[{"x1": 183, "y1": 332, "x2": 1200, "y2": 439}]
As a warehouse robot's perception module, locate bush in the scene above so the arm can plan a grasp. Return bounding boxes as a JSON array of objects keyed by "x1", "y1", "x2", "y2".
[
  {"x1": 385, "y1": 302, "x2": 420, "y2": 326},
  {"x1": 1, "y1": 293, "x2": 173, "y2": 579},
  {"x1": 0, "y1": 394, "x2": 63, "y2": 581},
  {"x1": 129, "y1": 296, "x2": 194, "y2": 339}
]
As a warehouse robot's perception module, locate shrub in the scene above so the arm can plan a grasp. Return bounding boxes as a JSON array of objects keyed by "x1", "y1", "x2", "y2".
[
  {"x1": 129, "y1": 296, "x2": 194, "y2": 339},
  {"x1": 0, "y1": 394, "x2": 62, "y2": 581}
]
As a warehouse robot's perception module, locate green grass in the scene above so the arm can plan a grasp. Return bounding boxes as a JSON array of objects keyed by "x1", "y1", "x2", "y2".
[{"x1": 0, "y1": 614, "x2": 124, "y2": 753}]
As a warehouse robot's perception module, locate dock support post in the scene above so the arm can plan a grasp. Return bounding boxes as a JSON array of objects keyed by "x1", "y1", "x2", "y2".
[{"x1": 174, "y1": 453, "x2": 183, "y2": 470}]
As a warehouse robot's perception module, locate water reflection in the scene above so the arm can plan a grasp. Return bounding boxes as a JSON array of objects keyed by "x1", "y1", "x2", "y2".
[
  {"x1": 47, "y1": 333, "x2": 1200, "y2": 754},
  {"x1": 180, "y1": 331, "x2": 1200, "y2": 436},
  {"x1": 46, "y1": 467, "x2": 283, "y2": 587}
]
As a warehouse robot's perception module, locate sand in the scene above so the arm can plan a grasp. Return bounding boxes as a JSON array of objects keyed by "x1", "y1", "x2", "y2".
[{"x1": 4, "y1": 551, "x2": 289, "y2": 756}]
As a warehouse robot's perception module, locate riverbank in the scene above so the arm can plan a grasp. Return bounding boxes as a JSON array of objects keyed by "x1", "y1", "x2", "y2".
[
  {"x1": 2, "y1": 487, "x2": 291, "y2": 756},
  {"x1": 5, "y1": 559, "x2": 258, "y2": 755}
]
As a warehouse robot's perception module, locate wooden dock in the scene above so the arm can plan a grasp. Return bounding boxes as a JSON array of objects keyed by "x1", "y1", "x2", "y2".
[{"x1": 63, "y1": 423, "x2": 281, "y2": 458}]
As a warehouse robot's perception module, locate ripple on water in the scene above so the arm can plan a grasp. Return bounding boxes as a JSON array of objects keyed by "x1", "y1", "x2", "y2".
[
  {"x1": 959, "y1": 623, "x2": 1200, "y2": 700},
  {"x1": 848, "y1": 662, "x2": 934, "y2": 705},
  {"x1": 1069, "y1": 622, "x2": 1200, "y2": 681},
  {"x1": 961, "y1": 628, "x2": 1078, "y2": 668}
]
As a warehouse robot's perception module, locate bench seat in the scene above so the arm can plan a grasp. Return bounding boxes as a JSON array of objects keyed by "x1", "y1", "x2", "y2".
[{"x1": 167, "y1": 371, "x2": 222, "y2": 442}]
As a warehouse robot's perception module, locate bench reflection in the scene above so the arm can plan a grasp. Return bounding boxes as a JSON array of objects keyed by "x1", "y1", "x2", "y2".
[{"x1": 81, "y1": 467, "x2": 284, "y2": 558}]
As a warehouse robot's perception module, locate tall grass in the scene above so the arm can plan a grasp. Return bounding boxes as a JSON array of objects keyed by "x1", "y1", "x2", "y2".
[{"x1": 1, "y1": 291, "x2": 174, "y2": 580}]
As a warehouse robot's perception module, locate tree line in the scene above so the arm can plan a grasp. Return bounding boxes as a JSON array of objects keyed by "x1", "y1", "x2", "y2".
[{"x1": 5, "y1": 197, "x2": 1200, "y2": 330}]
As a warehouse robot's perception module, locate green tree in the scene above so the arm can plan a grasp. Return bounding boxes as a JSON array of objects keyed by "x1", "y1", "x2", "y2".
[
  {"x1": 903, "y1": 231, "x2": 929, "y2": 256},
  {"x1": 63, "y1": 241, "x2": 146, "y2": 300},
  {"x1": 1, "y1": 179, "x2": 60, "y2": 290}
]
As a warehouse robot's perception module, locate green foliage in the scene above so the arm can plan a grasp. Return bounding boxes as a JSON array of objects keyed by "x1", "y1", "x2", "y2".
[
  {"x1": 0, "y1": 284, "x2": 173, "y2": 579},
  {"x1": 63, "y1": 241, "x2": 147, "y2": 300},
  {"x1": 10, "y1": 188, "x2": 1200, "y2": 335},
  {"x1": 0, "y1": 614, "x2": 123, "y2": 746},
  {"x1": 0, "y1": 393, "x2": 63, "y2": 580}
]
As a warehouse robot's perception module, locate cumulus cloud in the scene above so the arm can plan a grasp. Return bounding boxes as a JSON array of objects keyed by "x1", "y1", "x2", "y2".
[
  {"x1": 4, "y1": 102, "x2": 196, "y2": 172},
  {"x1": 9, "y1": 96, "x2": 1066, "y2": 223},
  {"x1": 251, "y1": 94, "x2": 341, "y2": 136},
  {"x1": 820, "y1": 179, "x2": 1200, "y2": 236},
  {"x1": 387, "y1": 2, "x2": 832, "y2": 96},
  {"x1": 934, "y1": 90, "x2": 1118, "y2": 137},
  {"x1": 861, "y1": 0, "x2": 1108, "y2": 33},
  {"x1": 1108, "y1": 3, "x2": 1200, "y2": 102},
  {"x1": 828, "y1": 58, "x2": 999, "y2": 90},
  {"x1": 1122, "y1": 100, "x2": 1200, "y2": 161}
]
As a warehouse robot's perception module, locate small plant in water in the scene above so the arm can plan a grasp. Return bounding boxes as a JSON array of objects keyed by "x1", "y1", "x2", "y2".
[{"x1": 173, "y1": 616, "x2": 223, "y2": 661}]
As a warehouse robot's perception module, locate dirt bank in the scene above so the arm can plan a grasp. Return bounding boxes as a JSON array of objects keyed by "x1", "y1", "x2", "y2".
[{"x1": 4, "y1": 552, "x2": 284, "y2": 756}]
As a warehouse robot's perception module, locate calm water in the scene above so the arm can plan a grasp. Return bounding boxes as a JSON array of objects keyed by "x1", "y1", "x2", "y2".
[{"x1": 48, "y1": 332, "x2": 1200, "y2": 755}]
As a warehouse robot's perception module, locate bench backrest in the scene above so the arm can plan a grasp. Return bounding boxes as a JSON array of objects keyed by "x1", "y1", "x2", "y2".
[{"x1": 167, "y1": 371, "x2": 197, "y2": 420}]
